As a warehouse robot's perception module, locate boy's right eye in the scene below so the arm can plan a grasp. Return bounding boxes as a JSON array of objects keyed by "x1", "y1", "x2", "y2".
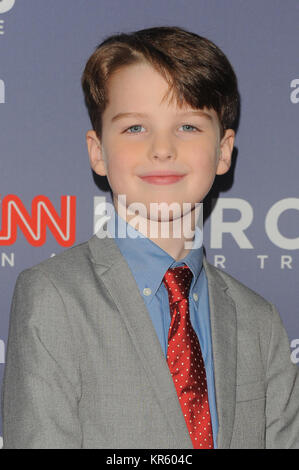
[{"x1": 125, "y1": 125, "x2": 145, "y2": 134}]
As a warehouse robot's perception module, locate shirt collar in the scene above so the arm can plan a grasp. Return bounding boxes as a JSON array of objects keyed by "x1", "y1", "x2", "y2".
[{"x1": 106, "y1": 205, "x2": 203, "y2": 303}]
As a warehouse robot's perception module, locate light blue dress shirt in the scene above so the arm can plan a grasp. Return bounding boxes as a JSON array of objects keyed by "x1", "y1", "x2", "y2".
[{"x1": 106, "y1": 207, "x2": 218, "y2": 447}]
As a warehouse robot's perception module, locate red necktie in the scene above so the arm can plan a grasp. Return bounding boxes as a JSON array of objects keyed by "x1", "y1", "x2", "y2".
[{"x1": 162, "y1": 265, "x2": 214, "y2": 449}]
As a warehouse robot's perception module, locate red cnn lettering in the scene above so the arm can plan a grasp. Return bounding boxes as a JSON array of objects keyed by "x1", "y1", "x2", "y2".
[{"x1": 0, "y1": 195, "x2": 76, "y2": 247}]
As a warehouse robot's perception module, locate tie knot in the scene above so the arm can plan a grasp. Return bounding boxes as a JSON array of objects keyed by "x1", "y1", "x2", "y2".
[{"x1": 162, "y1": 265, "x2": 193, "y2": 305}]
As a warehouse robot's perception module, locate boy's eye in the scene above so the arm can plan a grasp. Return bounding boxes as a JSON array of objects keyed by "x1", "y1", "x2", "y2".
[
  {"x1": 126, "y1": 125, "x2": 145, "y2": 134},
  {"x1": 125, "y1": 124, "x2": 199, "y2": 134},
  {"x1": 180, "y1": 124, "x2": 198, "y2": 132}
]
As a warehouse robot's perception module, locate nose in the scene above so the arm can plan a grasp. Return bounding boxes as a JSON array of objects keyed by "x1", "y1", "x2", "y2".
[{"x1": 149, "y1": 132, "x2": 177, "y2": 161}]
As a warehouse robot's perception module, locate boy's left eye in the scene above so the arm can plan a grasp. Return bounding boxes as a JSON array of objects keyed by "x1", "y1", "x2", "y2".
[
  {"x1": 125, "y1": 124, "x2": 199, "y2": 133},
  {"x1": 180, "y1": 124, "x2": 198, "y2": 132}
]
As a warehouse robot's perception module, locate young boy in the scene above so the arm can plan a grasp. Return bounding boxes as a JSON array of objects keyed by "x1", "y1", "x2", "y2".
[{"x1": 2, "y1": 26, "x2": 299, "y2": 449}]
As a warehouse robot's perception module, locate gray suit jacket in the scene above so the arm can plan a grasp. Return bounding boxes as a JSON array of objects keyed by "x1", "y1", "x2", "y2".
[{"x1": 2, "y1": 232, "x2": 299, "y2": 448}]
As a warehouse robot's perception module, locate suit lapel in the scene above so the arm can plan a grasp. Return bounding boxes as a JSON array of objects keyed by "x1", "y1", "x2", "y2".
[
  {"x1": 203, "y1": 258, "x2": 237, "y2": 449},
  {"x1": 88, "y1": 233, "x2": 193, "y2": 448},
  {"x1": 88, "y1": 233, "x2": 237, "y2": 449}
]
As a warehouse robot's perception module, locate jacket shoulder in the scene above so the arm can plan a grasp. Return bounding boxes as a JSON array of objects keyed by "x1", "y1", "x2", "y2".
[{"x1": 17, "y1": 238, "x2": 93, "y2": 285}]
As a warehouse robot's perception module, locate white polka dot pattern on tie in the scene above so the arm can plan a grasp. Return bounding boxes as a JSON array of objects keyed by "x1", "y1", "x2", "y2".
[{"x1": 162, "y1": 265, "x2": 214, "y2": 449}]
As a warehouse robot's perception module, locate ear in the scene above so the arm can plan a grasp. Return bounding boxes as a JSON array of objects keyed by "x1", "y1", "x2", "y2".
[
  {"x1": 216, "y1": 129, "x2": 235, "y2": 175},
  {"x1": 85, "y1": 130, "x2": 107, "y2": 176}
]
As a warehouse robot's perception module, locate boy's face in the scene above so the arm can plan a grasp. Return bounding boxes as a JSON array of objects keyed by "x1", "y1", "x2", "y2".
[{"x1": 86, "y1": 62, "x2": 234, "y2": 222}]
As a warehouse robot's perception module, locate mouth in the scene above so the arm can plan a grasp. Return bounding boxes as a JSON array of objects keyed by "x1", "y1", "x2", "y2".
[{"x1": 138, "y1": 174, "x2": 186, "y2": 185}]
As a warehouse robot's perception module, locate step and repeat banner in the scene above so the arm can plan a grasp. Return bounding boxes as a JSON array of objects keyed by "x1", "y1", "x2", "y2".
[{"x1": 0, "y1": 0, "x2": 298, "y2": 446}]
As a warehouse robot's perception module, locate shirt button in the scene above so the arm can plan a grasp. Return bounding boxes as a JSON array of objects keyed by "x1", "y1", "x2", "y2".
[
  {"x1": 193, "y1": 293, "x2": 198, "y2": 301},
  {"x1": 143, "y1": 288, "x2": 152, "y2": 296}
]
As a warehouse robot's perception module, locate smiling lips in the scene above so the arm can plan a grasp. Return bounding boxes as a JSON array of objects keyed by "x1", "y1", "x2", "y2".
[{"x1": 138, "y1": 172, "x2": 186, "y2": 185}]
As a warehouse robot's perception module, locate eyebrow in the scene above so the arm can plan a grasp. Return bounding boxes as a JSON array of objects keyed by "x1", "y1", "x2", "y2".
[{"x1": 111, "y1": 110, "x2": 213, "y2": 123}]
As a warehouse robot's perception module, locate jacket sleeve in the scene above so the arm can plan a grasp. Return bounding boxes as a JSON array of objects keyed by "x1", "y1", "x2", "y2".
[
  {"x1": 265, "y1": 303, "x2": 299, "y2": 448},
  {"x1": 1, "y1": 267, "x2": 82, "y2": 448}
]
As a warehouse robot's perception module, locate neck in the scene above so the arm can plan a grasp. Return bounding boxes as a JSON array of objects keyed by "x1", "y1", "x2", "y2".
[{"x1": 114, "y1": 201, "x2": 202, "y2": 261}]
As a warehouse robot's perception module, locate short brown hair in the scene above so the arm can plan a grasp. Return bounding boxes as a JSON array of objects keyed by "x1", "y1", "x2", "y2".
[{"x1": 81, "y1": 26, "x2": 240, "y2": 139}]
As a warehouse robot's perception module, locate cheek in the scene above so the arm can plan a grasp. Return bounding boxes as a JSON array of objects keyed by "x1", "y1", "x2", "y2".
[
  {"x1": 106, "y1": 150, "x2": 133, "y2": 192},
  {"x1": 108, "y1": 144, "x2": 143, "y2": 182},
  {"x1": 107, "y1": 139, "x2": 137, "y2": 170},
  {"x1": 192, "y1": 146, "x2": 219, "y2": 175},
  {"x1": 110, "y1": 155, "x2": 126, "y2": 173},
  {"x1": 105, "y1": 144, "x2": 127, "y2": 172}
]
